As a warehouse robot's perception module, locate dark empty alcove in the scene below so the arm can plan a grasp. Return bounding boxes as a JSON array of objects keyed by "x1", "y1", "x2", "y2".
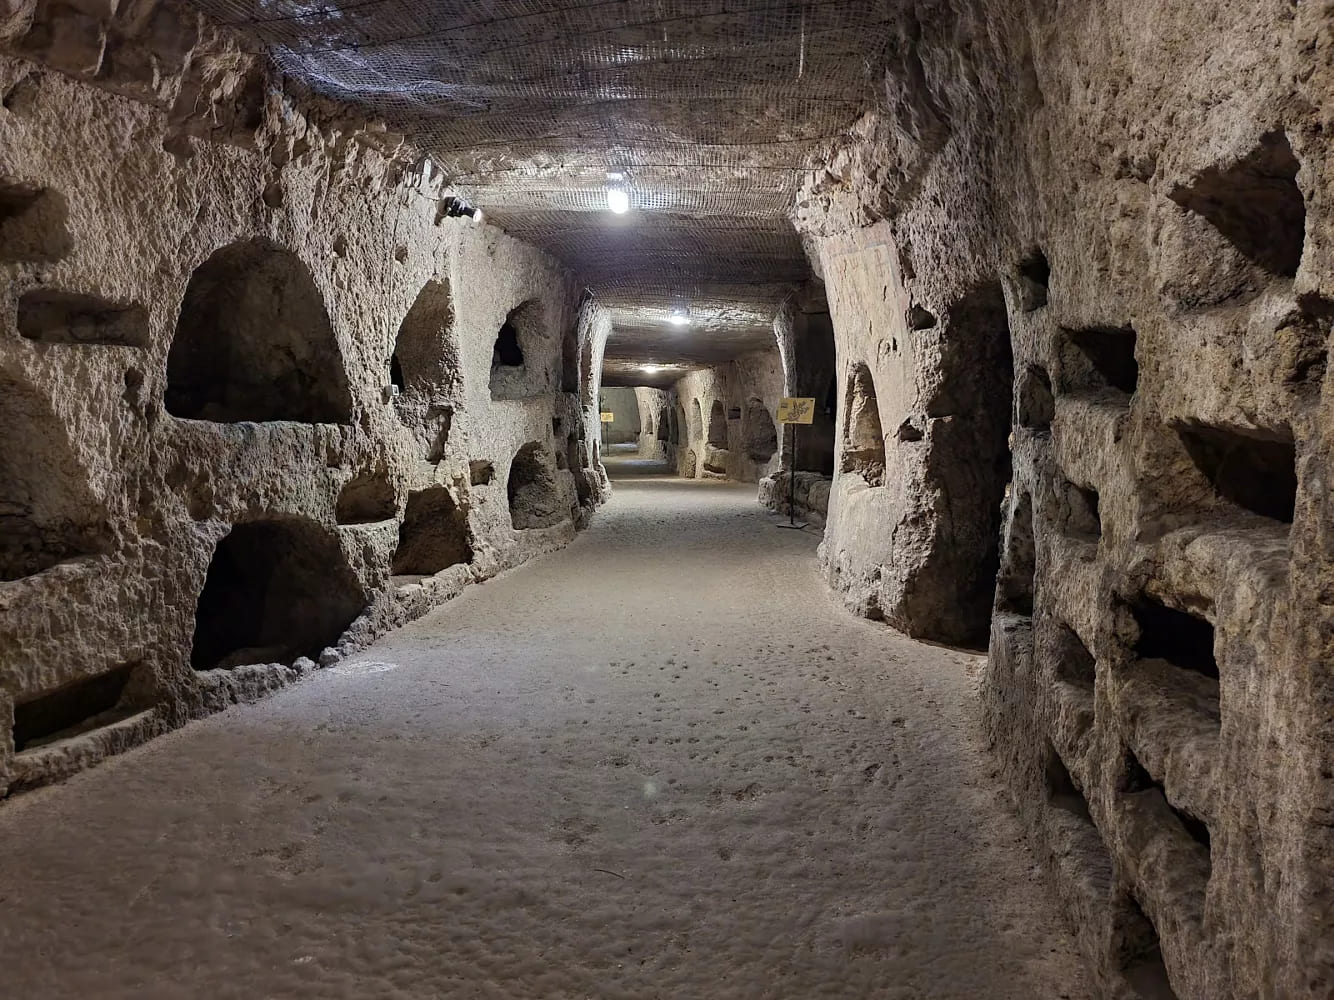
[
  {"x1": 743, "y1": 397, "x2": 778, "y2": 462},
  {"x1": 508, "y1": 442, "x2": 565, "y2": 529},
  {"x1": 1016, "y1": 248, "x2": 1051, "y2": 311},
  {"x1": 18, "y1": 290, "x2": 149, "y2": 346},
  {"x1": 1060, "y1": 325, "x2": 1139, "y2": 397},
  {"x1": 1131, "y1": 597, "x2": 1218, "y2": 680},
  {"x1": 657, "y1": 405, "x2": 670, "y2": 442},
  {"x1": 1016, "y1": 365, "x2": 1054, "y2": 430},
  {"x1": 12, "y1": 662, "x2": 138, "y2": 752},
  {"x1": 491, "y1": 299, "x2": 549, "y2": 400},
  {"x1": 841, "y1": 363, "x2": 885, "y2": 486},
  {"x1": 0, "y1": 372, "x2": 107, "y2": 581},
  {"x1": 1114, "y1": 895, "x2": 1181, "y2": 1000},
  {"x1": 190, "y1": 518, "x2": 366, "y2": 670},
  {"x1": 165, "y1": 238, "x2": 352, "y2": 423},
  {"x1": 1168, "y1": 131, "x2": 1305, "y2": 279},
  {"x1": 0, "y1": 181, "x2": 72, "y2": 263},
  {"x1": 335, "y1": 469, "x2": 396, "y2": 524},
  {"x1": 1177, "y1": 423, "x2": 1297, "y2": 523},
  {"x1": 470, "y1": 459, "x2": 495, "y2": 486},
  {"x1": 908, "y1": 304, "x2": 937, "y2": 329},
  {"x1": 392, "y1": 486, "x2": 472, "y2": 576}
]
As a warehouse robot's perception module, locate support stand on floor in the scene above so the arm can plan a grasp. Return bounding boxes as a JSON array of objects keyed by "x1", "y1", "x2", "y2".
[{"x1": 775, "y1": 420, "x2": 807, "y2": 530}]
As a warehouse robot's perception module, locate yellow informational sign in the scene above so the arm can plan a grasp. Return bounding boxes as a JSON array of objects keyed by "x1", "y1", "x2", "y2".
[
  {"x1": 599, "y1": 411, "x2": 615, "y2": 423},
  {"x1": 776, "y1": 397, "x2": 816, "y2": 425}
]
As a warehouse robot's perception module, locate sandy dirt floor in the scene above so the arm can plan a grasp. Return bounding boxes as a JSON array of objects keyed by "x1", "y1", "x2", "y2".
[{"x1": 0, "y1": 452, "x2": 1092, "y2": 999}]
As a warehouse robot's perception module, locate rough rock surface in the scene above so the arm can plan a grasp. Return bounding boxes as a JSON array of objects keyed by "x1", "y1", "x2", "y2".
[
  {"x1": 0, "y1": 21, "x2": 610, "y2": 794},
  {"x1": 793, "y1": 1, "x2": 1334, "y2": 996}
]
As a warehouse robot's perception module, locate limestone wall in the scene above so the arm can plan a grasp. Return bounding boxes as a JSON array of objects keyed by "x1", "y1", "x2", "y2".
[
  {"x1": 0, "y1": 23, "x2": 608, "y2": 793},
  {"x1": 797, "y1": 0, "x2": 1334, "y2": 996},
  {"x1": 673, "y1": 347, "x2": 783, "y2": 484}
]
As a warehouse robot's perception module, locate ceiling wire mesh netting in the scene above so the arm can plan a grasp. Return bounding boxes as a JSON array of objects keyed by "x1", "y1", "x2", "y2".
[{"x1": 189, "y1": 0, "x2": 894, "y2": 363}]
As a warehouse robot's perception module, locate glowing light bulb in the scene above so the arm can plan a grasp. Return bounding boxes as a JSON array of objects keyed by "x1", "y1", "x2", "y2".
[
  {"x1": 669, "y1": 309, "x2": 690, "y2": 326},
  {"x1": 607, "y1": 186, "x2": 630, "y2": 214},
  {"x1": 641, "y1": 364, "x2": 660, "y2": 374}
]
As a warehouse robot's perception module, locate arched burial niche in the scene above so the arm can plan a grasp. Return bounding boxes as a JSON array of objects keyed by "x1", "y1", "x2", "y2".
[
  {"x1": 743, "y1": 397, "x2": 778, "y2": 462},
  {"x1": 689, "y1": 398, "x2": 703, "y2": 443},
  {"x1": 390, "y1": 279, "x2": 459, "y2": 461},
  {"x1": 392, "y1": 486, "x2": 472, "y2": 577},
  {"x1": 391, "y1": 279, "x2": 459, "y2": 402},
  {"x1": 190, "y1": 517, "x2": 366, "y2": 670},
  {"x1": 508, "y1": 442, "x2": 565, "y2": 529},
  {"x1": 841, "y1": 363, "x2": 885, "y2": 486},
  {"x1": 0, "y1": 372, "x2": 107, "y2": 581},
  {"x1": 490, "y1": 298, "x2": 550, "y2": 400},
  {"x1": 166, "y1": 239, "x2": 352, "y2": 423},
  {"x1": 657, "y1": 404, "x2": 670, "y2": 442},
  {"x1": 707, "y1": 400, "x2": 728, "y2": 449}
]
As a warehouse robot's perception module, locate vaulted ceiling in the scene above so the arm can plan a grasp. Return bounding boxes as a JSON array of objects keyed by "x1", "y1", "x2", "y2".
[{"x1": 194, "y1": 0, "x2": 892, "y2": 382}]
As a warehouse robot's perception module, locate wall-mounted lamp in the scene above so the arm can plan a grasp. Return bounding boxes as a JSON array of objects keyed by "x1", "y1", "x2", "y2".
[{"x1": 668, "y1": 308, "x2": 690, "y2": 326}]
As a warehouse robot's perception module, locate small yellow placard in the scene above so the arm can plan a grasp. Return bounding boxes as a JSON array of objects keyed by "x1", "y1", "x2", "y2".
[
  {"x1": 776, "y1": 397, "x2": 816, "y2": 425},
  {"x1": 599, "y1": 411, "x2": 615, "y2": 423}
]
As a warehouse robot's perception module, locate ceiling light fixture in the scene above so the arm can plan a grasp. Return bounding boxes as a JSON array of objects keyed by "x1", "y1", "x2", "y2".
[
  {"x1": 668, "y1": 308, "x2": 690, "y2": 326},
  {"x1": 606, "y1": 171, "x2": 630, "y2": 214},
  {"x1": 641, "y1": 364, "x2": 660, "y2": 374}
]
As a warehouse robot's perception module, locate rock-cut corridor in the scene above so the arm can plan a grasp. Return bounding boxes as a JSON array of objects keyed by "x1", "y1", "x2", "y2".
[{"x1": 0, "y1": 452, "x2": 1090, "y2": 999}]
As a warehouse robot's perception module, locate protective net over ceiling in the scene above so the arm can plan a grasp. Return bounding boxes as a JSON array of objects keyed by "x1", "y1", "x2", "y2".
[{"x1": 189, "y1": 0, "x2": 893, "y2": 356}]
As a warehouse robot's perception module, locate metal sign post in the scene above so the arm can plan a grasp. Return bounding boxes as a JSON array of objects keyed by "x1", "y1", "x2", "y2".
[{"x1": 775, "y1": 397, "x2": 815, "y2": 530}]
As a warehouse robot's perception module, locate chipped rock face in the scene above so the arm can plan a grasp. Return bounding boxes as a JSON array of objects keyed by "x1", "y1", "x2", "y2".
[
  {"x1": 795, "y1": 0, "x2": 1334, "y2": 997},
  {"x1": 0, "y1": 12, "x2": 611, "y2": 794}
]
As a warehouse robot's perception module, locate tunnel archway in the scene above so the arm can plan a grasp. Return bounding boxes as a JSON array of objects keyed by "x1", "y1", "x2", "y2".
[
  {"x1": 190, "y1": 517, "x2": 366, "y2": 671},
  {"x1": 166, "y1": 238, "x2": 352, "y2": 423}
]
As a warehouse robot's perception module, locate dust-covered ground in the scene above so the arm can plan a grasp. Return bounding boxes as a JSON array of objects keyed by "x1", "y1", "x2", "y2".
[{"x1": 0, "y1": 453, "x2": 1092, "y2": 999}]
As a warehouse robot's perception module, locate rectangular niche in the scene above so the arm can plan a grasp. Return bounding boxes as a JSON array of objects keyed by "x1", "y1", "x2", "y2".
[
  {"x1": 1058, "y1": 325, "x2": 1139, "y2": 399},
  {"x1": 1131, "y1": 596, "x2": 1218, "y2": 682},
  {"x1": 1122, "y1": 745, "x2": 1212, "y2": 859},
  {"x1": 18, "y1": 290, "x2": 149, "y2": 347},
  {"x1": 1056, "y1": 475, "x2": 1101, "y2": 543},
  {"x1": 1045, "y1": 741, "x2": 1094, "y2": 826},
  {"x1": 1176, "y1": 422, "x2": 1296, "y2": 524},
  {"x1": 12, "y1": 663, "x2": 138, "y2": 752}
]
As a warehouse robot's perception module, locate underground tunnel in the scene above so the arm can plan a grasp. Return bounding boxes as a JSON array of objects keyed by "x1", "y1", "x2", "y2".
[{"x1": 0, "y1": 1, "x2": 1331, "y2": 998}]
